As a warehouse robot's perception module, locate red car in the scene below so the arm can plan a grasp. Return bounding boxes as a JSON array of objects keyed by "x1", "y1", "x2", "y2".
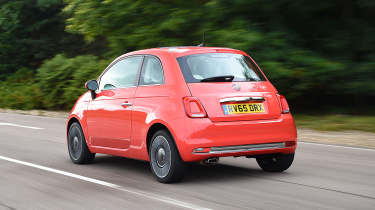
[{"x1": 66, "y1": 46, "x2": 297, "y2": 183}]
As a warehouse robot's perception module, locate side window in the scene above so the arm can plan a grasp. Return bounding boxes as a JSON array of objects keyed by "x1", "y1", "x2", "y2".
[
  {"x1": 99, "y1": 56, "x2": 143, "y2": 90},
  {"x1": 139, "y1": 56, "x2": 164, "y2": 85}
]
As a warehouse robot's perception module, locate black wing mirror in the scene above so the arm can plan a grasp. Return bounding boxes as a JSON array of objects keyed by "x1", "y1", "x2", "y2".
[{"x1": 85, "y1": 80, "x2": 98, "y2": 99}]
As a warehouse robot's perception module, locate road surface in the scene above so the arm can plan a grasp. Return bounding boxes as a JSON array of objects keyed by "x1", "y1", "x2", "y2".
[{"x1": 0, "y1": 112, "x2": 374, "y2": 210}]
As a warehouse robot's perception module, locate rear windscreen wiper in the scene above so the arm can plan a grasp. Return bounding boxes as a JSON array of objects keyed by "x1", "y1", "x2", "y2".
[{"x1": 200, "y1": 75, "x2": 234, "y2": 82}]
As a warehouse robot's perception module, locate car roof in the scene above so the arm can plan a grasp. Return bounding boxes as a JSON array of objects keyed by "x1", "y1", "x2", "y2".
[{"x1": 124, "y1": 46, "x2": 247, "y2": 58}]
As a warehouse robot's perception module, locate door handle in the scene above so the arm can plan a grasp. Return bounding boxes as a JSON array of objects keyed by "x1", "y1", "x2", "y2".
[{"x1": 121, "y1": 102, "x2": 132, "y2": 106}]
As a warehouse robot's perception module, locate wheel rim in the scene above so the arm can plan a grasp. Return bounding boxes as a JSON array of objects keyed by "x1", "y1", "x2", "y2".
[
  {"x1": 69, "y1": 126, "x2": 82, "y2": 160},
  {"x1": 150, "y1": 136, "x2": 171, "y2": 178}
]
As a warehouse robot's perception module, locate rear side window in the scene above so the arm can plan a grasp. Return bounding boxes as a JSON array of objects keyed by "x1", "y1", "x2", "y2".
[
  {"x1": 99, "y1": 56, "x2": 143, "y2": 90},
  {"x1": 177, "y1": 53, "x2": 266, "y2": 83},
  {"x1": 139, "y1": 56, "x2": 164, "y2": 85}
]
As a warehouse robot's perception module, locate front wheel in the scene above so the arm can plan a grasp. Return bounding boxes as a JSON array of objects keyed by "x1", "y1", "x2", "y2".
[
  {"x1": 256, "y1": 153, "x2": 294, "y2": 172},
  {"x1": 68, "y1": 122, "x2": 95, "y2": 164},
  {"x1": 149, "y1": 130, "x2": 187, "y2": 183}
]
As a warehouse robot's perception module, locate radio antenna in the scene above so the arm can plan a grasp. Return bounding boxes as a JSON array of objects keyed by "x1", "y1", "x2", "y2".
[{"x1": 198, "y1": 32, "x2": 206, "y2": 47}]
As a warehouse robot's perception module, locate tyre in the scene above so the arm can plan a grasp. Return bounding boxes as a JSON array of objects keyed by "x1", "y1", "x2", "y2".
[
  {"x1": 68, "y1": 122, "x2": 95, "y2": 164},
  {"x1": 149, "y1": 130, "x2": 187, "y2": 183},
  {"x1": 256, "y1": 153, "x2": 294, "y2": 172}
]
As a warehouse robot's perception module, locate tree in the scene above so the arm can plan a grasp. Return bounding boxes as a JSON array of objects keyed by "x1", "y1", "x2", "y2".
[{"x1": 0, "y1": 0, "x2": 85, "y2": 78}]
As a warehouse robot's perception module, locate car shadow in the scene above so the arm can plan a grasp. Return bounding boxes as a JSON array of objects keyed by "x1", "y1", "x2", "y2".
[
  {"x1": 91, "y1": 155, "x2": 288, "y2": 183},
  {"x1": 183, "y1": 162, "x2": 279, "y2": 184},
  {"x1": 93, "y1": 155, "x2": 150, "y2": 174}
]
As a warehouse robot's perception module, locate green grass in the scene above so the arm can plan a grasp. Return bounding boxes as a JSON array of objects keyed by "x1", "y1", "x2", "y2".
[{"x1": 294, "y1": 114, "x2": 375, "y2": 133}]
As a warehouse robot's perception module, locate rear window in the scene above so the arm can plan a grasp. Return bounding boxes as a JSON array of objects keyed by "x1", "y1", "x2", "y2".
[{"x1": 177, "y1": 53, "x2": 266, "y2": 83}]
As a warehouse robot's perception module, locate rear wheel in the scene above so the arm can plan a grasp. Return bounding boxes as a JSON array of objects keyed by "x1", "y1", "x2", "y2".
[
  {"x1": 256, "y1": 153, "x2": 294, "y2": 172},
  {"x1": 68, "y1": 122, "x2": 95, "y2": 164},
  {"x1": 149, "y1": 130, "x2": 186, "y2": 183}
]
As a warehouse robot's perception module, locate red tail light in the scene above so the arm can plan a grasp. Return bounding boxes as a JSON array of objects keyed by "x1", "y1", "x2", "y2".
[
  {"x1": 277, "y1": 94, "x2": 290, "y2": 114},
  {"x1": 183, "y1": 97, "x2": 208, "y2": 118}
]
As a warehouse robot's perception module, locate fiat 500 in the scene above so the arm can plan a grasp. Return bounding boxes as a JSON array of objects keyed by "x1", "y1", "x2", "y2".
[{"x1": 66, "y1": 46, "x2": 297, "y2": 183}]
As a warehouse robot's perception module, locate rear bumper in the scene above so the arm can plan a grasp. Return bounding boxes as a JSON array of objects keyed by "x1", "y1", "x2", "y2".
[{"x1": 170, "y1": 113, "x2": 297, "y2": 162}]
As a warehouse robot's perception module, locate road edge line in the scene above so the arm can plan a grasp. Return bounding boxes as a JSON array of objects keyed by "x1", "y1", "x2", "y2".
[
  {"x1": 299, "y1": 141, "x2": 375, "y2": 151},
  {"x1": 0, "y1": 155, "x2": 210, "y2": 210},
  {"x1": 0, "y1": 122, "x2": 44, "y2": 130}
]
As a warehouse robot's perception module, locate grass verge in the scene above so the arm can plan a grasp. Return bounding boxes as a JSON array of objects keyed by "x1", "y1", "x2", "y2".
[{"x1": 294, "y1": 114, "x2": 375, "y2": 133}]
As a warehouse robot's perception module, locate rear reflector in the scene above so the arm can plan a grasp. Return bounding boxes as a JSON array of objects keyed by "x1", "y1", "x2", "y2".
[
  {"x1": 285, "y1": 141, "x2": 296, "y2": 147},
  {"x1": 183, "y1": 96, "x2": 208, "y2": 118},
  {"x1": 193, "y1": 147, "x2": 211, "y2": 153}
]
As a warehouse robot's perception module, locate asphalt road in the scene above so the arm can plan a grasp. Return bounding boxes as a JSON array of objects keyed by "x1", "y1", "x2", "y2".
[{"x1": 0, "y1": 112, "x2": 374, "y2": 210}]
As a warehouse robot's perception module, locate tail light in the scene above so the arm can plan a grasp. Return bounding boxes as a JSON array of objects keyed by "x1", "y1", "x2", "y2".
[
  {"x1": 183, "y1": 97, "x2": 207, "y2": 118},
  {"x1": 277, "y1": 94, "x2": 290, "y2": 114}
]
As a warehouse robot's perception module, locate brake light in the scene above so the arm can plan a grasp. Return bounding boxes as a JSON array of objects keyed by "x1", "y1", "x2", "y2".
[
  {"x1": 183, "y1": 97, "x2": 208, "y2": 118},
  {"x1": 277, "y1": 94, "x2": 290, "y2": 114}
]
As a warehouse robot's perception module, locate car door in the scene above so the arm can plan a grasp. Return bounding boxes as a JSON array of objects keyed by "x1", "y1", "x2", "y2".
[
  {"x1": 131, "y1": 55, "x2": 167, "y2": 157},
  {"x1": 87, "y1": 55, "x2": 144, "y2": 149}
]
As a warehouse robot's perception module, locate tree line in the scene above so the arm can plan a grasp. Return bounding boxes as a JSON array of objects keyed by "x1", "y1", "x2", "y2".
[{"x1": 0, "y1": 0, "x2": 374, "y2": 113}]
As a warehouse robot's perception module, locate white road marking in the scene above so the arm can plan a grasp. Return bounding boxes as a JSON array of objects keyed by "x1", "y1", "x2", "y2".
[
  {"x1": 0, "y1": 155, "x2": 210, "y2": 210},
  {"x1": 299, "y1": 141, "x2": 375, "y2": 152},
  {"x1": 0, "y1": 122, "x2": 44, "y2": 130}
]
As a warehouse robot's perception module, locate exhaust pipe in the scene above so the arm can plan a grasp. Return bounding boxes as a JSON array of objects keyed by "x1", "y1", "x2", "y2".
[{"x1": 202, "y1": 157, "x2": 219, "y2": 165}]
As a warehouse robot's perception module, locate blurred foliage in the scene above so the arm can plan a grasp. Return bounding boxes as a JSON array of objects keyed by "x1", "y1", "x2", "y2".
[
  {"x1": 0, "y1": 68, "x2": 42, "y2": 110},
  {"x1": 0, "y1": 54, "x2": 109, "y2": 110},
  {"x1": 0, "y1": 0, "x2": 374, "y2": 112},
  {"x1": 0, "y1": 0, "x2": 89, "y2": 78},
  {"x1": 36, "y1": 54, "x2": 108, "y2": 109}
]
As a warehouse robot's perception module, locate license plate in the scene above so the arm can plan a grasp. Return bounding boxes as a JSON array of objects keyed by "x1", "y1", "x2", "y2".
[{"x1": 222, "y1": 103, "x2": 265, "y2": 115}]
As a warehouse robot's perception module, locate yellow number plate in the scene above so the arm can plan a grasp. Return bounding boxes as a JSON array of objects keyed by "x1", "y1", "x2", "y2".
[{"x1": 222, "y1": 103, "x2": 265, "y2": 115}]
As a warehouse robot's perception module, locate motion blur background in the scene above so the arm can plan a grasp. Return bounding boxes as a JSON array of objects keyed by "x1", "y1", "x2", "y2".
[{"x1": 0, "y1": 0, "x2": 374, "y2": 131}]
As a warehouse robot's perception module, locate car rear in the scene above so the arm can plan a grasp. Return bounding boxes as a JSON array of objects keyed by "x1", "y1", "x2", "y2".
[{"x1": 172, "y1": 50, "x2": 297, "y2": 162}]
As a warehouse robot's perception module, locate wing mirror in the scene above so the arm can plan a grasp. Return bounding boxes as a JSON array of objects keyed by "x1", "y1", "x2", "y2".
[{"x1": 85, "y1": 80, "x2": 98, "y2": 99}]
